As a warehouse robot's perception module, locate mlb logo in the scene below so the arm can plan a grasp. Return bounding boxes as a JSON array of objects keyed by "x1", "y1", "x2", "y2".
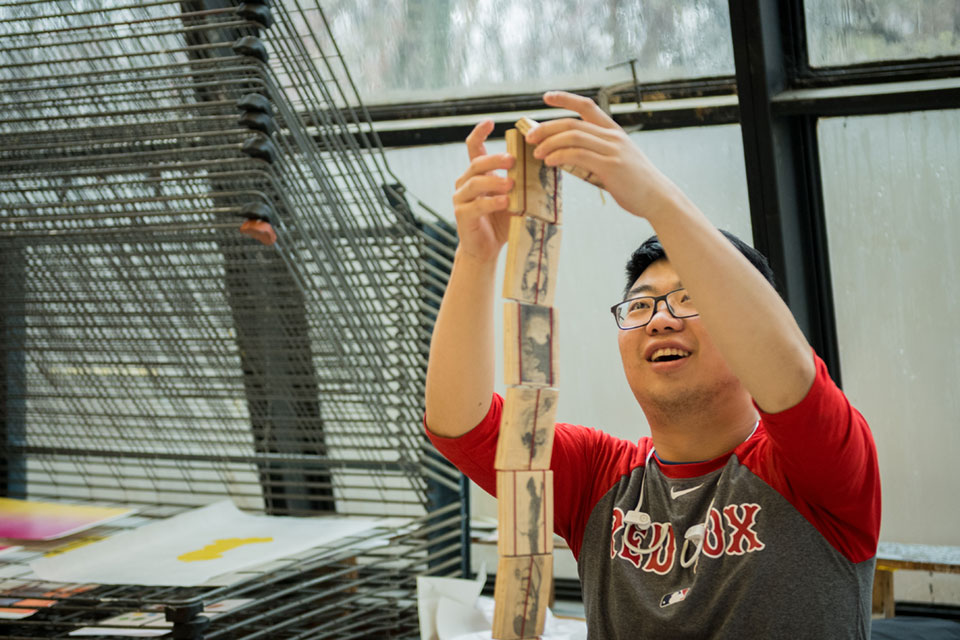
[{"x1": 659, "y1": 587, "x2": 690, "y2": 608}]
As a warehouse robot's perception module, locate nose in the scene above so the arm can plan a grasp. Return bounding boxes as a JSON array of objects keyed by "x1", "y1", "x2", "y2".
[{"x1": 645, "y1": 299, "x2": 684, "y2": 335}]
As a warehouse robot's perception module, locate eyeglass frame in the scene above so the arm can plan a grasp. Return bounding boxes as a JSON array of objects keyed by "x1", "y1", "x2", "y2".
[{"x1": 609, "y1": 287, "x2": 699, "y2": 330}]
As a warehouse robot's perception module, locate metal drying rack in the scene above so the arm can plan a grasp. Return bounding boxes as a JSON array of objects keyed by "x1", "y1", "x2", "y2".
[{"x1": 0, "y1": 2, "x2": 464, "y2": 637}]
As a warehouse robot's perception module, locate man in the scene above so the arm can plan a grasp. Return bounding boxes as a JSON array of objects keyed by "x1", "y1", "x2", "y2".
[{"x1": 424, "y1": 91, "x2": 880, "y2": 638}]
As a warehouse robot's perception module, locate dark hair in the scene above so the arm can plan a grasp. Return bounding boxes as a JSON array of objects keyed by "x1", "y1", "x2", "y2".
[{"x1": 623, "y1": 230, "x2": 777, "y2": 298}]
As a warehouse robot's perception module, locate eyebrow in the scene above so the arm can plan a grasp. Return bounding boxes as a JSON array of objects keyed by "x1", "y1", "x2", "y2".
[{"x1": 626, "y1": 281, "x2": 683, "y2": 298}]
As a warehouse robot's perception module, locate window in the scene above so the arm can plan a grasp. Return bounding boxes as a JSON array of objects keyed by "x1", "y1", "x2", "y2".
[
  {"x1": 819, "y1": 109, "x2": 960, "y2": 543},
  {"x1": 805, "y1": 0, "x2": 960, "y2": 67},
  {"x1": 313, "y1": 0, "x2": 734, "y2": 104}
]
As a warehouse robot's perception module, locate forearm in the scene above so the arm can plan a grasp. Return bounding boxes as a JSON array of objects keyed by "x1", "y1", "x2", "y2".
[
  {"x1": 645, "y1": 188, "x2": 815, "y2": 412},
  {"x1": 424, "y1": 248, "x2": 500, "y2": 437}
]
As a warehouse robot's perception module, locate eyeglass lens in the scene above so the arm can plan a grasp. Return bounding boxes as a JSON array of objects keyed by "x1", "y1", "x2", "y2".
[{"x1": 617, "y1": 289, "x2": 696, "y2": 328}]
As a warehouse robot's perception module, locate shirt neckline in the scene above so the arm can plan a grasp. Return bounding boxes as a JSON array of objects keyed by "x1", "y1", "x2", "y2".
[{"x1": 648, "y1": 421, "x2": 760, "y2": 479}]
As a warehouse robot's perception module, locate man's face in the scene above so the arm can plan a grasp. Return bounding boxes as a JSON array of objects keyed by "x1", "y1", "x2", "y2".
[{"x1": 617, "y1": 259, "x2": 743, "y2": 413}]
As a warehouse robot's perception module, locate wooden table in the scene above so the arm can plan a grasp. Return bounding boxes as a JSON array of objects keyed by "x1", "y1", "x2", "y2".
[{"x1": 873, "y1": 542, "x2": 960, "y2": 617}]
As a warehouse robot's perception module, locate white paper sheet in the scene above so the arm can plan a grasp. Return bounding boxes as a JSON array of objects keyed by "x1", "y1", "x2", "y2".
[
  {"x1": 69, "y1": 628, "x2": 169, "y2": 637},
  {"x1": 417, "y1": 571, "x2": 588, "y2": 640},
  {"x1": 31, "y1": 501, "x2": 378, "y2": 586},
  {"x1": 417, "y1": 567, "x2": 487, "y2": 640}
]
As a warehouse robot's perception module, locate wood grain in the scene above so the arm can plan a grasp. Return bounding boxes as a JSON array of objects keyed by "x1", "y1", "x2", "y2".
[
  {"x1": 496, "y1": 386, "x2": 557, "y2": 471},
  {"x1": 491, "y1": 554, "x2": 553, "y2": 640},
  {"x1": 506, "y1": 127, "x2": 562, "y2": 224}
]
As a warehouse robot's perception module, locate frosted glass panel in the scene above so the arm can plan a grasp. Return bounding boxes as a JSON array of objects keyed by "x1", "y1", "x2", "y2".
[
  {"x1": 316, "y1": 0, "x2": 734, "y2": 104},
  {"x1": 805, "y1": 0, "x2": 960, "y2": 67},
  {"x1": 819, "y1": 111, "x2": 960, "y2": 553}
]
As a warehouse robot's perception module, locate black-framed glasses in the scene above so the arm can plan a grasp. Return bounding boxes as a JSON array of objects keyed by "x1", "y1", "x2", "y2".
[{"x1": 610, "y1": 288, "x2": 698, "y2": 330}]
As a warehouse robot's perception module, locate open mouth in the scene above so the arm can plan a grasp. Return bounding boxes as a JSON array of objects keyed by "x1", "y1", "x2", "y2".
[{"x1": 648, "y1": 347, "x2": 691, "y2": 363}]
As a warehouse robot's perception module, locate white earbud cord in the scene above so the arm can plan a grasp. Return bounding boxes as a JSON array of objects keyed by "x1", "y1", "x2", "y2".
[{"x1": 622, "y1": 449, "x2": 662, "y2": 555}]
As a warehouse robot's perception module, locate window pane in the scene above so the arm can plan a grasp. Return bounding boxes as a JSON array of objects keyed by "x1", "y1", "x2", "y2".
[
  {"x1": 818, "y1": 111, "x2": 960, "y2": 565},
  {"x1": 313, "y1": 0, "x2": 734, "y2": 104},
  {"x1": 805, "y1": 0, "x2": 960, "y2": 67}
]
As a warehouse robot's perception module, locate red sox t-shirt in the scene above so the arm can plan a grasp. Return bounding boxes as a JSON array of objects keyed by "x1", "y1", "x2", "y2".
[{"x1": 427, "y1": 353, "x2": 881, "y2": 638}]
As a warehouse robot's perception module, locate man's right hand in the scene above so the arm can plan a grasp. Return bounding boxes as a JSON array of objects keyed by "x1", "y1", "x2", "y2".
[
  {"x1": 452, "y1": 119, "x2": 515, "y2": 264},
  {"x1": 425, "y1": 120, "x2": 514, "y2": 438}
]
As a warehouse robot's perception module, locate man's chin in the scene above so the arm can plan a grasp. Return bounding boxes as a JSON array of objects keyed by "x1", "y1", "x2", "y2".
[{"x1": 634, "y1": 378, "x2": 730, "y2": 416}]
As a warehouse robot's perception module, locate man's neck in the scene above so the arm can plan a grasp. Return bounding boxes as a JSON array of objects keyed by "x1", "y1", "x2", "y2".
[{"x1": 644, "y1": 393, "x2": 759, "y2": 463}]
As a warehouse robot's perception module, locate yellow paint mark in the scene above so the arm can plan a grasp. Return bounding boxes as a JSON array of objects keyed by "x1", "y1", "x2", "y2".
[
  {"x1": 177, "y1": 537, "x2": 272, "y2": 562},
  {"x1": 44, "y1": 536, "x2": 104, "y2": 557}
]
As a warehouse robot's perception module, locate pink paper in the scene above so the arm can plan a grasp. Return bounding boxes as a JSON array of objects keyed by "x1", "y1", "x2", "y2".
[{"x1": 0, "y1": 498, "x2": 134, "y2": 541}]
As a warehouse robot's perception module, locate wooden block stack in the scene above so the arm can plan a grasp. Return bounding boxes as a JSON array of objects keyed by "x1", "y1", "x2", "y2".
[{"x1": 492, "y1": 121, "x2": 562, "y2": 640}]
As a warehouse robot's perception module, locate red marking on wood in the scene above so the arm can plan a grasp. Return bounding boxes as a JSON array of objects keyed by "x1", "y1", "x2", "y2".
[
  {"x1": 533, "y1": 223, "x2": 545, "y2": 305},
  {"x1": 551, "y1": 167, "x2": 559, "y2": 223},
  {"x1": 527, "y1": 389, "x2": 541, "y2": 469},
  {"x1": 521, "y1": 139, "x2": 528, "y2": 216},
  {"x1": 541, "y1": 470, "x2": 548, "y2": 552},
  {"x1": 547, "y1": 307, "x2": 555, "y2": 386},
  {"x1": 520, "y1": 556, "x2": 534, "y2": 638},
  {"x1": 516, "y1": 304, "x2": 524, "y2": 382},
  {"x1": 513, "y1": 472, "x2": 518, "y2": 555}
]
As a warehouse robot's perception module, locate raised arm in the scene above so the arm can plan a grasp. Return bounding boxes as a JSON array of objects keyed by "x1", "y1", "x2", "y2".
[
  {"x1": 424, "y1": 121, "x2": 515, "y2": 437},
  {"x1": 526, "y1": 92, "x2": 814, "y2": 413}
]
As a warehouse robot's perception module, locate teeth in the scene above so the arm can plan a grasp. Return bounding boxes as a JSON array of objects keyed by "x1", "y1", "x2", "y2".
[{"x1": 651, "y1": 347, "x2": 691, "y2": 362}]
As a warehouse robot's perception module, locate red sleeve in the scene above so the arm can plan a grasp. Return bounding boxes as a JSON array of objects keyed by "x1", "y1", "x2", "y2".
[
  {"x1": 746, "y1": 351, "x2": 881, "y2": 563},
  {"x1": 424, "y1": 395, "x2": 502, "y2": 499},
  {"x1": 426, "y1": 394, "x2": 647, "y2": 560}
]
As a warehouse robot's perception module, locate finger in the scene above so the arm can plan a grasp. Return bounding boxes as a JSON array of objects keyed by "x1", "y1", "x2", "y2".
[
  {"x1": 454, "y1": 195, "x2": 510, "y2": 220},
  {"x1": 529, "y1": 127, "x2": 620, "y2": 161},
  {"x1": 526, "y1": 118, "x2": 623, "y2": 144},
  {"x1": 454, "y1": 153, "x2": 515, "y2": 189},
  {"x1": 453, "y1": 174, "x2": 514, "y2": 204},
  {"x1": 465, "y1": 119, "x2": 495, "y2": 161},
  {"x1": 542, "y1": 91, "x2": 617, "y2": 128},
  {"x1": 541, "y1": 146, "x2": 609, "y2": 174}
]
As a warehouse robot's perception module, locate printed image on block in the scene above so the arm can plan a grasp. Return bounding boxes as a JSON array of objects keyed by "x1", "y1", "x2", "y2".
[
  {"x1": 492, "y1": 554, "x2": 553, "y2": 640},
  {"x1": 503, "y1": 301, "x2": 558, "y2": 388},
  {"x1": 497, "y1": 470, "x2": 554, "y2": 557},
  {"x1": 503, "y1": 216, "x2": 562, "y2": 306},
  {"x1": 495, "y1": 387, "x2": 557, "y2": 470}
]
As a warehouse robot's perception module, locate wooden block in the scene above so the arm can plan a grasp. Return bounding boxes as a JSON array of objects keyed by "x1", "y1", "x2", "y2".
[
  {"x1": 492, "y1": 554, "x2": 553, "y2": 640},
  {"x1": 515, "y1": 116, "x2": 603, "y2": 187},
  {"x1": 503, "y1": 301, "x2": 557, "y2": 388},
  {"x1": 506, "y1": 128, "x2": 562, "y2": 224},
  {"x1": 502, "y1": 215, "x2": 562, "y2": 306},
  {"x1": 495, "y1": 387, "x2": 557, "y2": 470},
  {"x1": 872, "y1": 567, "x2": 895, "y2": 618},
  {"x1": 497, "y1": 470, "x2": 553, "y2": 556}
]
